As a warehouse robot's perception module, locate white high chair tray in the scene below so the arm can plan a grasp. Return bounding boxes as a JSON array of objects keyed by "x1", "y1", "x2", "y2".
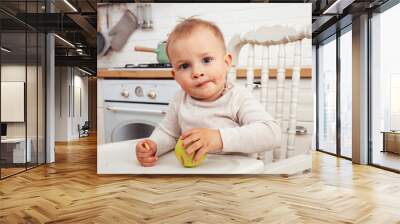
[{"x1": 97, "y1": 139, "x2": 265, "y2": 174}]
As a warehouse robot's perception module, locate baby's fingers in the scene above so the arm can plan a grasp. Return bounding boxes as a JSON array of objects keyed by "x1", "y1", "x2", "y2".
[
  {"x1": 137, "y1": 141, "x2": 151, "y2": 153},
  {"x1": 193, "y1": 147, "x2": 207, "y2": 162},
  {"x1": 137, "y1": 151, "x2": 155, "y2": 159},
  {"x1": 140, "y1": 156, "x2": 158, "y2": 167},
  {"x1": 146, "y1": 140, "x2": 157, "y2": 150},
  {"x1": 141, "y1": 156, "x2": 158, "y2": 163},
  {"x1": 185, "y1": 140, "x2": 202, "y2": 155},
  {"x1": 181, "y1": 128, "x2": 200, "y2": 140}
]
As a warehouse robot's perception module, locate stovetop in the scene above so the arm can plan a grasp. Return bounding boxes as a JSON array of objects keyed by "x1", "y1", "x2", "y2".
[{"x1": 123, "y1": 63, "x2": 172, "y2": 69}]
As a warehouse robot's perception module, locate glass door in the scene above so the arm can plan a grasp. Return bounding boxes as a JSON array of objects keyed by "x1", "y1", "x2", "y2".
[
  {"x1": 1, "y1": 29, "x2": 28, "y2": 178},
  {"x1": 0, "y1": 0, "x2": 46, "y2": 179}
]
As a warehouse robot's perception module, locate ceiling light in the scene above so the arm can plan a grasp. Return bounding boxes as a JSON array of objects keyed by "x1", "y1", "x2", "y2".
[
  {"x1": 78, "y1": 67, "x2": 93, "y2": 76},
  {"x1": 323, "y1": 0, "x2": 355, "y2": 15},
  {"x1": 63, "y1": 0, "x2": 78, "y2": 12},
  {"x1": 54, "y1": 34, "x2": 75, "y2": 48},
  {"x1": 76, "y1": 48, "x2": 85, "y2": 55},
  {"x1": 1, "y1": 47, "x2": 11, "y2": 53}
]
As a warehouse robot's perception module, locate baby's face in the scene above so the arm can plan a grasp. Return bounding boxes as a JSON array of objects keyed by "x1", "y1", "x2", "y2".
[{"x1": 168, "y1": 27, "x2": 232, "y2": 102}]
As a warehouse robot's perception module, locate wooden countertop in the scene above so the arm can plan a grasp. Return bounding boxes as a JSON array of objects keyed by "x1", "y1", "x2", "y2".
[{"x1": 97, "y1": 67, "x2": 312, "y2": 79}]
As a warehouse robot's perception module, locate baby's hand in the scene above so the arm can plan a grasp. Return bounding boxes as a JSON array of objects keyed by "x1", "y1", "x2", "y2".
[
  {"x1": 181, "y1": 128, "x2": 223, "y2": 162},
  {"x1": 136, "y1": 139, "x2": 158, "y2": 167}
]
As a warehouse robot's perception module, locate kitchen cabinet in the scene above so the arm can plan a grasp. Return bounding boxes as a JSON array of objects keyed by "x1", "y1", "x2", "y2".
[{"x1": 382, "y1": 131, "x2": 400, "y2": 154}]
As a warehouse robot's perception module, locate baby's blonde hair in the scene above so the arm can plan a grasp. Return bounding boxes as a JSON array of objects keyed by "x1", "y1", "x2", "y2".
[{"x1": 166, "y1": 18, "x2": 226, "y2": 60}]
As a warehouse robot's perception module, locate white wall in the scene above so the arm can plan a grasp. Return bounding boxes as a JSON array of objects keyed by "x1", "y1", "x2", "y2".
[
  {"x1": 54, "y1": 67, "x2": 89, "y2": 141},
  {"x1": 97, "y1": 3, "x2": 312, "y2": 69},
  {"x1": 55, "y1": 67, "x2": 69, "y2": 141},
  {"x1": 72, "y1": 73, "x2": 89, "y2": 138},
  {"x1": 1, "y1": 65, "x2": 29, "y2": 137},
  {"x1": 75, "y1": 74, "x2": 89, "y2": 124}
]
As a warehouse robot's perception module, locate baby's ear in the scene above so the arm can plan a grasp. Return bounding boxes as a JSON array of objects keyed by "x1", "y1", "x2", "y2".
[{"x1": 224, "y1": 53, "x2": 232, "y2": 67}]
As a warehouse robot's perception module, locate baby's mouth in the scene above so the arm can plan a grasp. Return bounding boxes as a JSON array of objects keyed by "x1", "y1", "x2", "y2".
[{"x1": 195, "y1": 80, "x2": 212, "y2": 88}]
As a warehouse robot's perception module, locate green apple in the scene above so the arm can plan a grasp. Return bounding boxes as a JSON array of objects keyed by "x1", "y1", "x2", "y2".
[{"x1": 175, "y1": 138, "x2": 206, "y2": 168}]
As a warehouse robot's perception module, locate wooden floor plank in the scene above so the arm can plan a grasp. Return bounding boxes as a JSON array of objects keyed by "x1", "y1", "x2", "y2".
[{"x1": 0, "y1": 135, "x2": 399, "y2": 223}]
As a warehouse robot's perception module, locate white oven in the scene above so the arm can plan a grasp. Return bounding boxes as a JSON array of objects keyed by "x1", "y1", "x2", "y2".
[{"x1": 98, "y1": 79, "x2": 180, "y2": 144}]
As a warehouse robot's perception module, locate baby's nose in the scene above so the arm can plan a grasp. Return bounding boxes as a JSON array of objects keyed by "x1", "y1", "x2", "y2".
[
  {"x1": 192, "y1": 72, "x2": 204, "y2": 79},
  {"x1": 191, "y1": 65, "x2": 205, "y2": 79}
]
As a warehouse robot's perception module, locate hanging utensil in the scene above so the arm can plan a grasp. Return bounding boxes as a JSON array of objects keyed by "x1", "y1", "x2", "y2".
[
  {"x1": 97, "y1": 7, "x2": 110, "y2": 57},
  {"x1": 108, "y1": 9, "x2": 138, "y2": 51},
  {"x1": 98, "y1": 7, "x2": 139, "y2": 57}
]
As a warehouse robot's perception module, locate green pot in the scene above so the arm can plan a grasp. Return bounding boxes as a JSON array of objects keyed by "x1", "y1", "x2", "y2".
[
  {"x1": 134, "y1": 41, "x2": 169, "y2": 64},
  {"x1": 155, "y1": 42, "x2": 169, "y2": 64}
]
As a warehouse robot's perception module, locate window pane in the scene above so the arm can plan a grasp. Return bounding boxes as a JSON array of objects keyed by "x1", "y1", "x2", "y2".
[
  {"x1": 318, "y1": 37, "x2": 337, "y2": 154},
  {"x1": 371, "y1": 3, "x2": 400, "y2": 171},
  {"x1": 340, "y1": 29, "x2": 352, "y2": 158}
]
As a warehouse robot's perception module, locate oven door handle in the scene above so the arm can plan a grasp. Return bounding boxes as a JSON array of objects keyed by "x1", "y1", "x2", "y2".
[{"x1": 106, "y1": 106, "x2": 167, "y2": 115}]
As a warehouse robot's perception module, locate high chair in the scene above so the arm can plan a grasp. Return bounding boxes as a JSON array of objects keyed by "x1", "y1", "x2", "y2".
[{"x1": 227, "y1": 25, "x2": 312, "y2": 175}]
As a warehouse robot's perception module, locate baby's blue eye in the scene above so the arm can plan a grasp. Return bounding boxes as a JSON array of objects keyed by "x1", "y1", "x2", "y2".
[
  {"x1": 202, "y1": 57, "x2": 213, "y2": 64},
  {"x1": 179, "y1": 63, "x2": 189, "y2": 70}
]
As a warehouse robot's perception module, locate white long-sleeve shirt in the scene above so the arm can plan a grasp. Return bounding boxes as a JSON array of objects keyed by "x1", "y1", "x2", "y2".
[{"x1": 150, "y1": 82, "x2": 281, "y2": 156}]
